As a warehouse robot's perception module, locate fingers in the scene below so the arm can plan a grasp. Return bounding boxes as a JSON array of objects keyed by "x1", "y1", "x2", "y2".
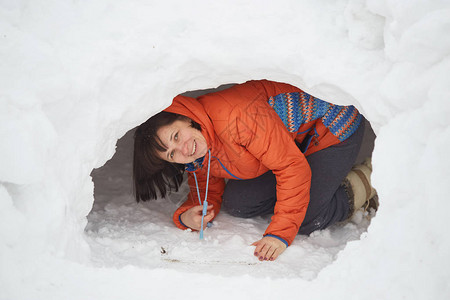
[
  {"x1": 204, "y1": 210, "x2": 215, "y2": 223},
  {"x1": 190, "y1": 205, "x2": 214, "y2": 218},
  {"x1": 269, "y1": 247, "x2": 284, "y2": 261},
  {"x1": 205, "y1": 205, "x2": 214, "y2": 216},
  {"x1": 206, "y1": 207, "x2": 215, "y2": 217},
  {"x1": 193, "y1": 204, "x2": 214, "y2": 215},
  {"x1": 190, "y1": 205, "x2": 205, "y2": 213},
  {"x1": 201, "y1": 205, "x2": 215, "y2": 229},
  {"x1": 254, "y1": 240, "x2": 274, "y2": 261},
  {"x1": 254, "y1": 241, "x2": 269, "y2": 261},
  {"x1": 258, "y1": 244, "x2": 276, "y2": 261}
]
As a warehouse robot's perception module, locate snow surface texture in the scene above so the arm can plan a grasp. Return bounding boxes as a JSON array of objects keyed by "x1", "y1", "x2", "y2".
[{"x1": 1, "y1": 0, "x2": 449, "y2": 299}]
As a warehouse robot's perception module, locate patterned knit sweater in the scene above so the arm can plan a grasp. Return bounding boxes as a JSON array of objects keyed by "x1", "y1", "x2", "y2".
[{"x1": 268, "y1": 91, "x2": 362, "y2": 142}]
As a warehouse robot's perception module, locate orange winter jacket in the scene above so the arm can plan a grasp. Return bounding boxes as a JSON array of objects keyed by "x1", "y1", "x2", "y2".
[{"x1": 165, "y1": 79, "x2": 349, "y2": 246}]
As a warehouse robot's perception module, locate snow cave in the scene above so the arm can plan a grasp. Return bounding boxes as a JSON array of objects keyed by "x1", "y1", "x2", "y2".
[{"x1": 1, "y1": 1, "x2": 449, "y2": 299}]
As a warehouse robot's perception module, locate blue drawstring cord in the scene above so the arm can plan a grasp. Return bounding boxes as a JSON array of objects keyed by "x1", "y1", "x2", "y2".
[
  {"x1": 192, "y1": 149, "x2": 212, "y2": 240},
  {"x1": 193, "y1": 173, "x2": 202, "y2": 206}
]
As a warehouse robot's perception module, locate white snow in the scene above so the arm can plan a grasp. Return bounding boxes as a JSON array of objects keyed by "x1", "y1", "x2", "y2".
[{"x1": 1, "y1": 0, "x2": 449, "y2": 299}]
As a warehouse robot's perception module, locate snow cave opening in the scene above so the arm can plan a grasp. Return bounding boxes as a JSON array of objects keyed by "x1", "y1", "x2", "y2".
[
  {"x1": 87, "y1": 84, "x2": 377, "y2": 278},
  {"x1": 3, "y1": 0, "x2": 450, "y2": 297}
]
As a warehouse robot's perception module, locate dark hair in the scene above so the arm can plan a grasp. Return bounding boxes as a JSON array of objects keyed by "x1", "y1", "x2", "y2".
[{"x1": 133, "y1": 111, "x2": 201, "y2": 202}]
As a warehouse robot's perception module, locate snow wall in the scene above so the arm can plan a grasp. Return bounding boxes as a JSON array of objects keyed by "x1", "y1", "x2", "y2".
[{"x1": 1, "y1": 0, "x2": 449, "y2": 299}]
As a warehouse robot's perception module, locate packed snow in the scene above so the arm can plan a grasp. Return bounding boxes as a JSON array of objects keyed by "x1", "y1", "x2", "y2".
[{"x1": 1, "y1": 0, "x2": 449, "y2": 299}]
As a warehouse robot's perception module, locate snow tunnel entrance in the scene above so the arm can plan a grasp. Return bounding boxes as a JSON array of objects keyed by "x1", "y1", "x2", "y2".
[{"x1": 87, "y1": 85, "x2": 377, "y2": 278}]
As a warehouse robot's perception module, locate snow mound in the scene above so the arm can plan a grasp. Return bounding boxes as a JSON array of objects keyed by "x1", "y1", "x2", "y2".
[{"x1": 1, "y1": 0, "x2": 449, "y2": 299}]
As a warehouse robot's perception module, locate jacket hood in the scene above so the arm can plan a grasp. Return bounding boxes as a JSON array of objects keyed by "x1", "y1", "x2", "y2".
[{"x1": 164, "y1": 95, "x2": 215, "y2": 150}]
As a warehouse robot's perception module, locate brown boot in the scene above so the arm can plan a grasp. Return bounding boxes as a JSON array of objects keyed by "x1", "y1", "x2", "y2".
[{"x1": 343, "y1": 158, "x2": 378, "y2": 216}]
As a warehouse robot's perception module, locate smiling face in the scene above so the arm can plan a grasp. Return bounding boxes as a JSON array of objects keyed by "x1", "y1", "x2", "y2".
[{"x1": 157, "y1": 119, "x2": 208, "y2": 164}]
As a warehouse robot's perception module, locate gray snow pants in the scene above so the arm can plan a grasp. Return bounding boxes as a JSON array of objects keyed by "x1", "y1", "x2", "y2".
[{"x1": 222, "y1": 119, "x2": 366, "y2": 235}]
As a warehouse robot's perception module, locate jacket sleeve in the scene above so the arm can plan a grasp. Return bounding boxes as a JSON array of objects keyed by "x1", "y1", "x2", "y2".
[
  {"x1": 230, "y1": 80, "x2": 312, "y2": 245},
  {"x1": 173, "y1": 170, "x2": 225, "y2": 230}
]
